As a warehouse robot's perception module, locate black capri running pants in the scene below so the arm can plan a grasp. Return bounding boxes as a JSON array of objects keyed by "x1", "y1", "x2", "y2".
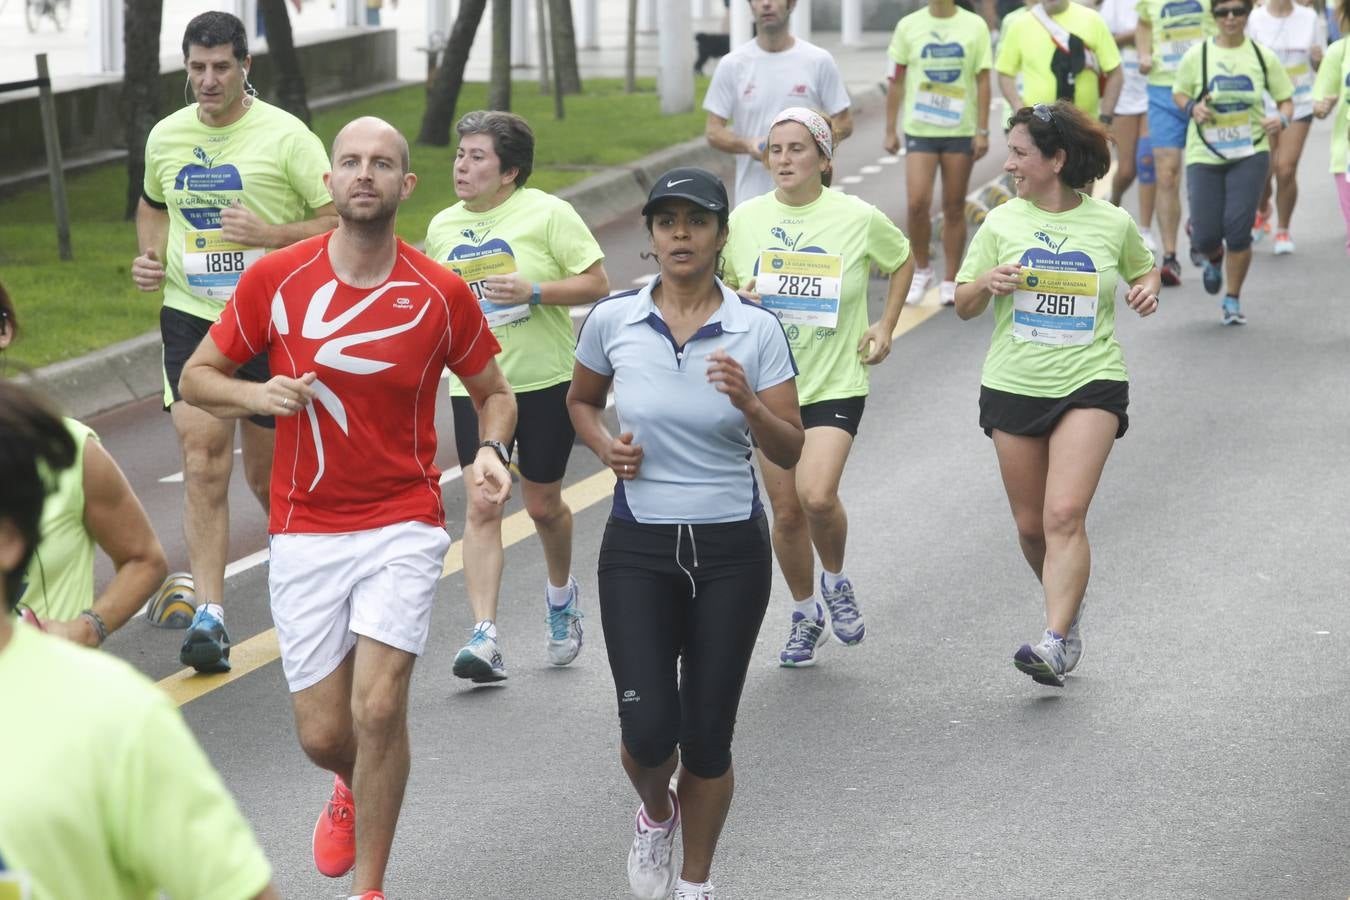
[
  {"x1": 598, "y1": 515, "x2": 772, "y2": 779},
  {"x1": 1186, "y1": 151, "x2": 1269, "y2": 256}
]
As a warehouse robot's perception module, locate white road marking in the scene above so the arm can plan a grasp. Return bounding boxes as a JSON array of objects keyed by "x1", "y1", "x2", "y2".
[
  {"x1": 632, "y1": 273, "x2": 657, "y2": 286},
  {"x1": 860, "y1": 165, "x2": 883, "y2": 174},
  {"x1": 840, "y1": 175, "x2": 863, "y2": 185},
  {"x1": 879, "y1": 155, "x2": 901, "y2": 165}
]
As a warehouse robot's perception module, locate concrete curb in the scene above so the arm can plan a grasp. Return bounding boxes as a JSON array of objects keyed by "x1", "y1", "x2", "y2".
[{"x1": 26, "y1": 82, "x2": 887, "y2": 420}]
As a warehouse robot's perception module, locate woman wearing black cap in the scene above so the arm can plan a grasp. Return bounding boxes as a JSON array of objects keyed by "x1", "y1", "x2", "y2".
[{"x1": 568, "y1": 167, "x2": 804, "y2": 900}]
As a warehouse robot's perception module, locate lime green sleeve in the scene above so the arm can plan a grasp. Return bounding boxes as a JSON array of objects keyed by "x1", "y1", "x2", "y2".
[
  {"x1": 867, "y1": 206, "x2": 911, "y2": 274},
  {"x1": 957, "y1": 214, "x2": 999, "y2": 284},
  {"x1": 1118, "y1": 214, "x2": 1156, "y2": 283},
  {"x1": 284, "y1": 126, "x2": 335, "y2": 212},
  {"x1": 888, "y1": 20, "x2": 909, "y2": 65},
  {"x1": 548, "y1": 202, "x2": 605, "y2": 275},
  {"x1": 1135, "y1": 0, "x2": 1152, "y2": 25},
  {"x1": 975, "y1": 23, "x2": 993, "y2": 72},
  {"x1": 111, "y1": 696, "x2": 272, "y2": 900},
  {"x1": 1172, "y1": 44, "x2": 1202, "y2": 99},
  {"x1": 143, "y1": 127, "x2": 165, "y2": 204},
  {"x1": 996, "y1": 20, "x2": 1022, "y2": 76},
  {"x1": 1313, "y1": 39, "x2": 1346, "y2": 100},
  {"x1": 722, "y1": 227, "x2": 747, "y2": 290}
]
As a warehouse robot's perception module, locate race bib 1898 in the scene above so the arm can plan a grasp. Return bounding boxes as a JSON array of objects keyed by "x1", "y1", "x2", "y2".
[
  {"x1": 755, "y1": 250, "x2": 844, "y2": 328},
  {"x1": 182, "y1": 229, "x2": 264, "y2": 301}
]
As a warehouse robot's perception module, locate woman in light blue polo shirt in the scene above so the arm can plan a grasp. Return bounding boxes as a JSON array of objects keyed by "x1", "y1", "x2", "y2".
[{"x1": 568, "y1": 167, "x2": 803, "y2": 900}]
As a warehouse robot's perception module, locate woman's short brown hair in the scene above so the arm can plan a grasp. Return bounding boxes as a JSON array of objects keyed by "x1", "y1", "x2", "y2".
[{"x1": 1007, "y1": 101, "x2": 1113, "y2": 190}]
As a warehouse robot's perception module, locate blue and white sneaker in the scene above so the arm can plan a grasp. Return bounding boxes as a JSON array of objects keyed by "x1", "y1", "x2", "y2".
[
  {"x1": 179, "y1": 604, "x2": 231, "y2": 673},
  {"x1": 820, "y1": 574, "x2": 865, "y2": 645},
  {"x1": 546, "y1": 577, "x2": 584, "y2": 666},
  {"x1": 778, "y1": 606, "x2": 827, "y2": 667},
  {"x1": 453, "y1": 624, "x2": 507, "y2": 682},
  {"x1": 1064, "y1": 603, "x2": 1084, "y2": 675},
  {"x1": 1014, "y1": 630, "x2": 1067, "y2": 687},
  {"x1": 1202, "y1": 257, "x2": 1224, "y2": 295},
  {"x1": 1221, "y1": 296, "x2": 1246, "y2": 326}
]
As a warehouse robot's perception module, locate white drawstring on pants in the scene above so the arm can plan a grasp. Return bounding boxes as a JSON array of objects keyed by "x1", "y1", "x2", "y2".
[{"x1": 675, "y1": 524, "x2": 699, "y2": 598}]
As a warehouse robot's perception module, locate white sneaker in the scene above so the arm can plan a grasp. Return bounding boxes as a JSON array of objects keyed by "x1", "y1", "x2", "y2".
[
  {"x1": 1139, "y1": 227, "x2": 1158, "y2": 253},
  {"x1": 675, "y1": 878, "x2": 716, "y2": 899},
  {"x1": 906, "y1": 266, "x2": 934, "y2": 304},
  {"x1": 939, "y1": 280, "x2": 956, "y2": 307},
  {"x1": 627, "y1": 790, "x2": 679, "y2": 899},
  {"x1": 545, "y1": 576, "x2": 584, "y2": 666}
]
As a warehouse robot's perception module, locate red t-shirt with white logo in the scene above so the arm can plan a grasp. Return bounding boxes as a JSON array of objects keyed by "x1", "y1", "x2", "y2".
[{"x1": 209, "y1": 232, "x2": 501, "y2": 534}]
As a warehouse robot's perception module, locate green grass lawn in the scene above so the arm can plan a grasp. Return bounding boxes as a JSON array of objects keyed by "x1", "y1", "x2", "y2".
[{"x1": 2, "y1": 77, "x2": 708, "y2": 371}]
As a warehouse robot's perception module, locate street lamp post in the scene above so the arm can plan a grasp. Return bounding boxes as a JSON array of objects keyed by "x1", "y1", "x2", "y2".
[{"x1": 657, "y1": 0, "x2": 693, "y2": 114}]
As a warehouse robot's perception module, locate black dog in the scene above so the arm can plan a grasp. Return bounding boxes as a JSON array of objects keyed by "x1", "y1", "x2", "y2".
[{"x1": 694, "y1": 32, "x2": 730, "y2": 74}]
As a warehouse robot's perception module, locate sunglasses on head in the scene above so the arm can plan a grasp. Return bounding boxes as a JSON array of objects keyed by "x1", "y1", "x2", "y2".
[{"x1": 1213, "y1": 6, "x2": 1247, "y2": 17}]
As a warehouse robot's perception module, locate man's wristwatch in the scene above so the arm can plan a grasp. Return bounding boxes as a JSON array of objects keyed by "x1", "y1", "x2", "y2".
[
  {"x1": 1099, "y1": 113, "x2": 1115, "y2": 125},
  {"x1": 976, "y1": 128, "x2": 991, "y2": 136},
  {"x1": 479, "y1": 439, "x2": 511, "y2": 467}
]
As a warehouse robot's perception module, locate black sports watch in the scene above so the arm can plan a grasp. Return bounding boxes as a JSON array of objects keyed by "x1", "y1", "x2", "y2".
[{"x1": 479, "y1": 439, "x2": 511, "y2": 467}]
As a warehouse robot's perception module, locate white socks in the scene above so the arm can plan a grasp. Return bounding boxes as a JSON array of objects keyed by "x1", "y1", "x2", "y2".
[
  {"x1": 201, "y1": 602, "x2": 225, "y2": 622},
  {"x1": 545, "y1": 578, "x2": 574, "y2": 609},
  {"x1": 475, "y1": 619, "x2": 498, "y2": 640},
  {"x1": 821, "y1": 568, "x2": 846, "y2": 590},
  {"x1": 794, "y1": 597, "x2": 823, "y2": 620}
]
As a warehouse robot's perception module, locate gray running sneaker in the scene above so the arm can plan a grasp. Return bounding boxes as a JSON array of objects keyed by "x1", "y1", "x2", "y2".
[
  {"x1": 820, "y1": 575, "x2": 865, "y2": 645},
  {"x1": 1064, "y1": 603, "x2": 1084, "y2": 674},
  {"x1": 1013, "y1": 630, "x2": 1067, "y2": 687}
]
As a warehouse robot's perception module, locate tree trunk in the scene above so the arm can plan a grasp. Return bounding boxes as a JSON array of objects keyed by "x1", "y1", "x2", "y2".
[
  {"x1": 417, "y1": 0, "x2": 489, "y2": 145},
  {"x1": 535, "y1": 0, "x2": 551, "y2": 94},
  {"x1": 489, "y1": 0, "x2": 512, "y2": 111},
  {"x1": 547, "y1": 0, "x2": 581, "y2": 94},
  {"x1": 624, "y1": 0, "x2": 637, "y2": 93},
  {"x1": 258, "y1": 0, "x2": 311, "y2": 125},
  {"x1": 122, "y1": 0, "x2": 164, "y2": 220}
]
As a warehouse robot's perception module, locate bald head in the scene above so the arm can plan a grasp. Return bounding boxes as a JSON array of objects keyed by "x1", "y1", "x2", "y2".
[{"x1": 332, "y1": 116, "x2": 410, "y2": 175}]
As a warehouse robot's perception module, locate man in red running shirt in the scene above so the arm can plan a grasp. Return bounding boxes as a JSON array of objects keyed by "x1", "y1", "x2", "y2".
[{"x1": 182, "y1": 116, "x2": 516, "y2": 899}]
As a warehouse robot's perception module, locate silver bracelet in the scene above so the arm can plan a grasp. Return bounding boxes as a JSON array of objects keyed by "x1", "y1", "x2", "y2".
[{"x1": 80, "y1": 608, "x2": 108, "y2": 646}]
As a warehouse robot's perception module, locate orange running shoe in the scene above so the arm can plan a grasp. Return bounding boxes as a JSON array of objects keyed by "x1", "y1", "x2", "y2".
[
  {"x1": 355, "y1": 893, "x2": 384, "y2": 899},
  {"x1": 1251, "y1": 209, "x2": 1272, "y2": 243},
  {"x1": 313, "y1": 774, "x2": 356, "y2": 877}
]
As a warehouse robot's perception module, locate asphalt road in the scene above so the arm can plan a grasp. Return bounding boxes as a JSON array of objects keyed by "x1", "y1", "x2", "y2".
[{"x1": 88, "y1": 107, "x2": 1350, "y2": 898}]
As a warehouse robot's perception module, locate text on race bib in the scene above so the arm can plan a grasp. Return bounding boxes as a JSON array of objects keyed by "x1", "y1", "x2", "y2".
[
  {"x1": 1159, "y1": 26, "x2": 1203, "y2": 69},
  {"x1": 446, "y1": 251, "x2": 530, "y2": 329},
  {"x1": 912, "y1": 81, "x2": 967, "y2": 127},
  {"x1": 1202, "y1": 106, "x2": 1255, "y2": 158},
  {"x1": 1286, "y1": 61, "x2": 1313, "y2": 99},
  {"x1": 1012, "y1": 266, "x2": 1099, "y2": 346},
  {"x1": 182, "y1": 229, "x2": 264, "y2": 301},
  {"x1": 755, "y1": 250, "x2": 844, "y2": 329}
]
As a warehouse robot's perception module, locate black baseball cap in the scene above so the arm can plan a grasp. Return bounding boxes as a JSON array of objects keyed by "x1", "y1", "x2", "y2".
[{"x1": 642, "y1": 167, "x2": 729, "y2": 216}]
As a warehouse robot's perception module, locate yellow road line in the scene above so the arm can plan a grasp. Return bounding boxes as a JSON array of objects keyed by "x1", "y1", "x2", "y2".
[{"x1": 160, "y1": 299, "x2": 951, "y2": 707}]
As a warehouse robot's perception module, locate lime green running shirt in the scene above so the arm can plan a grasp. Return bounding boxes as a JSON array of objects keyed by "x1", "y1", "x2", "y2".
[
  {"x1": 1312, "y1": 38, "x2": 1350, "y2": 173},
  {"x1": 0, "y1": 623, "x2": 272, "y2": 900},
  {"x1": 723, "y1": 188, "x2": 911, "y2": 406},
  {"x1": 17, "y1": 418, "x2": 95, "y2": 622},
  {"x1": 1173, "y1": 38, "x2": 1293, "y2": 167},
  {"x1": 1136, "y1": 0, "x2": 1215, "y2": 87},
  {"x1": 956, "y1": 195, "x2": 1155, "y2": 398},
  {"x1": 888, "y1": 6, "x2": 993, "y2": 138},
  {"x1": 143, "y1": 99, "x2": 332, "y2": 322},
  {"x1": 996, "y1": 3, "x2": 1122, "y2": 117},
  {"x1": 425, "y1": 188, "x2": 604, "y2": 396}
]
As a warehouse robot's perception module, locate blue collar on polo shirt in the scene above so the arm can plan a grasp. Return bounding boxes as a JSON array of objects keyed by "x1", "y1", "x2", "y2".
[{"x1": 621, "y1": 275, "x2": 751, "y2": 359}]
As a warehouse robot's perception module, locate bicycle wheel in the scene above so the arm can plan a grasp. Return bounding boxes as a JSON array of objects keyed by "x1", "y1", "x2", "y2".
[
  {"x1": 50, "y1": 0, "x2": 69, "y2": 30},
  {"x1": 24, "y1": 0, "x2": 39, "y2": 32}
]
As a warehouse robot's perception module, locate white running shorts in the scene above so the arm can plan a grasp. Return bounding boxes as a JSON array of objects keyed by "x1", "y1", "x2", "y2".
[{"x1": 268, "y1": 520, "x2": 452, "y2": 692}]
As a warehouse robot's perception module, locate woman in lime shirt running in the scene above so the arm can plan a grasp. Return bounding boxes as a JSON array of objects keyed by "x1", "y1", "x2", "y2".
[
  {"x1": 1312, "y1": 2, "x2": 1350, "y2": 253},
  {"x1": 1172, "y1": 0, "x2": 1295, "y2": 324},
  {"x1": 723, "y1": 108, "x2": 915, "y2": 668},
  {"x1": 0, "y1": 283, "x2": 168, "y2": 649},
  {"x1": 955, "y1": 101, "x2": 1159, "y2": 687}
]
